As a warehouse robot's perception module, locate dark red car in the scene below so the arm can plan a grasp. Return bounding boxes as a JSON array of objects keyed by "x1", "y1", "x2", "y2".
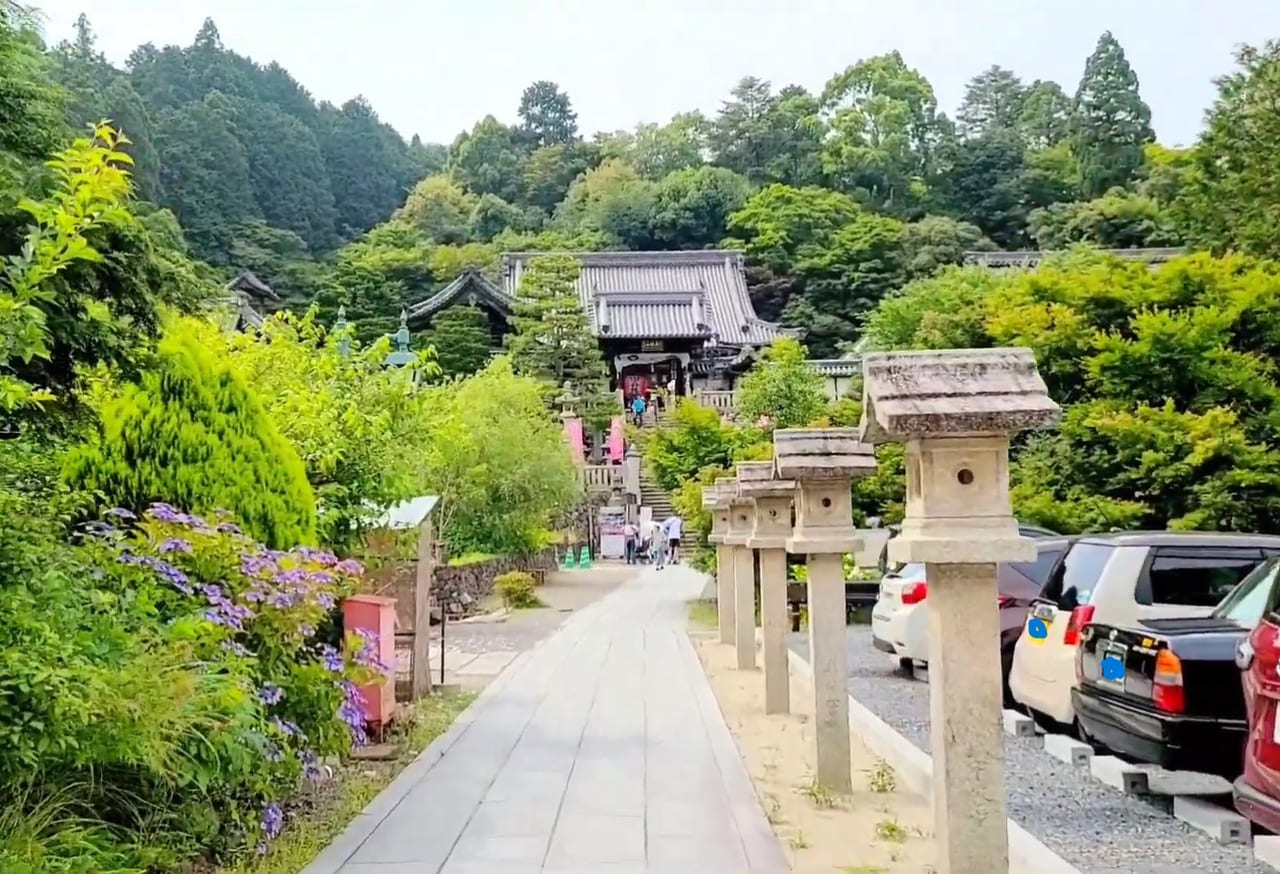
[{"x1": 1234, "y1": 558, "x2": 1280, "y2": 831}]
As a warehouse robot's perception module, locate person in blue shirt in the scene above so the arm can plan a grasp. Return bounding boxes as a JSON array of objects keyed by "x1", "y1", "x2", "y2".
[{"x1": 630, "y1": 394, "x2": 646, "y2": 427}]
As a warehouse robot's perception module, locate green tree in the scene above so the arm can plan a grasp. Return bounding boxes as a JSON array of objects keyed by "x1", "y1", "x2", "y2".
[
  {"x1": 556, "y1": 158, "x2": 658, "y2": 249},
  {"x1": 1071, "y1": 32, "x2": 1154, "y2": 198},
  {"x1": 957, "y1": 65, "x2": 1026, "y2": 137},
  {"x1": 504, "y1": 254, "x2": 610, "y2": 425},
  {"x1": 317, "y1": 96, "x2": 411, "y2": 238},
  {"x1": 1179, "y1": 41, "x2": 1280, "y2": 259},
  {"x1": 449, "y1": 115, "x2": 524, "y2": 202},
  {"x1": 1028, "y1": 188, "x2": 1179, "y2": 249},
  {"x1": 645, "y1": 400, "x2": 751, "y2": 492},
  {"x1": 933, "y1": 128, "x2": 1033, "y2": 247},
  {"x1": 1017, "y1": 80, "x2": 1073, "y2": 148},
  {"x1": 601, "y1": 112, "x2": 711, "y2": 180},
  {"x1": 517, "y1": 80, "x2": 579, "y2": 147},
  {"x1": 649, "y1": 165, "x2": 752, "y2": 249},
  {"x1": 735, "y1": 338, "x2": 827, "y2": 429},
  {"x1": 820, "y1": 52, "x2": 944, "y2": 216},
  {"x1": 65, "y1": 319, "x2": 318, "y2": 548},
  {"x1": 0, "y1": 3, "x2": 67, "y2": 162},
  {"x1": 418, "y1": 358, "x2": 580, "y2": 554},
  {"x1": 521, "y1": 142, "x2": 596, "y2": 213},
  {"x1": 424, "y1": 305, "x2": 494, "y2": 377},
  {"x1": 900, "y1": 215, "x2": 995, "y2": 278},
  {"x1": 397, "y1": 174, "x2": 478, "y2": 244}
]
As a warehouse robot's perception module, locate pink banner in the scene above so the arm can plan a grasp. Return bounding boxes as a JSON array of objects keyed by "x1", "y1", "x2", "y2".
[
  {"x1": 608, "y1": 416, "x2": 624, "y2": 462},
  {"x1": 563, "y1": 417, "x2": 585, "y2": 463}
]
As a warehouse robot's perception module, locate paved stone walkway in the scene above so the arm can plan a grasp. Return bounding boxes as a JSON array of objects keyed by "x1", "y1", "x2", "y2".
[{"x1": 307, "y1": 563, "x2": 787, "y2": 874}]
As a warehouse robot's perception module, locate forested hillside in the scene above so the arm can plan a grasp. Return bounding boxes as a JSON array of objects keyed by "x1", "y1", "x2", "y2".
[{"x1": 15, "y1": 9, "x2": 1280, "y2": 354}]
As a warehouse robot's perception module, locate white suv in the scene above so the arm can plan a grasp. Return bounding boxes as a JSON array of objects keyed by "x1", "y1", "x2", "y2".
[{"x1": 1009, "y1": 532, "x2": 1280, "y2": 730}]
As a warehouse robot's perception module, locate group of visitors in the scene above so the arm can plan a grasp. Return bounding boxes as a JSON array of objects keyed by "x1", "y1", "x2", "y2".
[
  {"x1": 628, "y1": 377, "x2": 678, "y2": 427},
  {"x1": 622, "y1": 513, "x2": 683, "y2": 568}
]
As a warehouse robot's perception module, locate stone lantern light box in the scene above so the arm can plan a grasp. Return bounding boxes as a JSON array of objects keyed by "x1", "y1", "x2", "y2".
[
  {"x1": 715, "y1": 476, "x2": 752, "y2": 547},
  {"x1": 736, "y1": 460, "x2": 795, "y2": 549},
  {"x1": 859, "y1": 348, "x2": 1061, "y2": 565},
  {"x1": 701, "y1": 480, "x2": 733, "y2": 543},
  {"x1": 772, "y1": 429, "x2": 876, "y2": 555}
]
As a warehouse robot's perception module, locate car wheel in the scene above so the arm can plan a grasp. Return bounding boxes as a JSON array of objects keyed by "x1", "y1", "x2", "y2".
[{"x1": 896, "y1": 657, "x2": 914, "y2": 675}]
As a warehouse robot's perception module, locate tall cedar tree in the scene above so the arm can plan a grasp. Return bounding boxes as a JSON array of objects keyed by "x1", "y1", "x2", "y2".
[
  {"x1": 65, "y1": 321, "x2": 317, "y2": 548},
  {"x1": 1071, "y1": 32, "x2": 1154, "y2": 198},
  {"x1": 504, "y1": 254, "x2": 610, "y2": 426}
]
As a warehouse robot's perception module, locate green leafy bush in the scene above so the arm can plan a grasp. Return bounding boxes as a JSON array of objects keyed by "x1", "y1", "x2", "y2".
[
  {"x1": 494, "y1": 571, "x2": 541, "y2": 609},
  {"x1": 64, "y1": 320, "x2": 317, "y2": 549},
  {"x1": 0, "y1": 502, "x2": 379, "y2": 868}
]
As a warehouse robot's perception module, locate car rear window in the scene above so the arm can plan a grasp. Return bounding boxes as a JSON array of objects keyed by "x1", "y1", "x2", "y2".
[
  {"x1": 1039, "y1": 542, "x2": 1115, "y2": 609},
  {"x1": 1010, "y1": 548, "x2": 1065, "y2": 588},
  {"x1": 1138, "y1": 548, "x2": 1265, "y2": 607}
]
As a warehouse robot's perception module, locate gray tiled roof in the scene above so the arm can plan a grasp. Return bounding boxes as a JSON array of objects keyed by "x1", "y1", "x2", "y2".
[
  {"x1": 406, "y1": 267, "x2": 514, "y2": 323},
  {"x1": 964, "y1": 248, "x2": 1186, "y2": 268},
  {"x1": 501, "y1": 250, "x2": 787, "y2": 345},
  {"x1": 808, "y1": 358, "x2": 861, "y2": 376}
]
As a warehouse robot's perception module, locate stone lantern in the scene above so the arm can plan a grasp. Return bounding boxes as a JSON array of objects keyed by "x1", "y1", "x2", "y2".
[
  {"x1": 702, "y1": 480, "x2": 735, "y2": 646},
  {"x1": 737, "y1": 459, "x2": 796, "y2": 714},
  {"x1": 860, "y1": 348, "x2": 1060, "y2": 874},
  {"x1": 774, "y1": 428, "x2": 876, "y2": 792},
  {"x1": 720, "y1": 475, "x2": 758, "y2": 671}
]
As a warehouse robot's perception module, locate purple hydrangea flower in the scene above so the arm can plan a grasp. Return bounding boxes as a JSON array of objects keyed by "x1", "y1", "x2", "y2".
[
  {"x1": 335, "y1": 558, "x2": 364, "y2": 575},
  {"x1": 298, "y1": 623, "x2": 315, "y2": 639},
  {"x1": 261, "y1": 802, "x2": 284, "y2": 840},
  {"x1": 316, "y1": 644, "x2": 344, "y2": 673},
  {"x1": 264, "y1": 742, "x2": 284, "y2": 763},
  {"x1": 259, "y1": 683, "x2": 284, "y2": 706},
  {"x1": 217, "y1": 522, "x2": 243, "y2": 535},
  {"x1": 299, "y1": 749, "x2": 323, "y2": 782},
  {"x1": 316, "y1": 592, "x2": 336, "y2": 610},
  {"x1": 272, "y1": 716, "x2": 303, "y2": 738},
  {"x1": 158, "y1": 537, "x2": 193, "y2": 554},
  {"x1": 105, "y1": 507, "x2": 137, "y2": 520},
  {"x1": 220, "y1": 640, "x2": 253, "y2": 657},
  {"x1": 83, "y1": 521, "x2": 117, "y2": 538}
]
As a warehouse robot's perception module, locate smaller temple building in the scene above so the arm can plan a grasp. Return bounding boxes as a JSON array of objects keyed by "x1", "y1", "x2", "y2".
[{"x1": 406, "y1": 249, "x2": 795, "y2": 399}]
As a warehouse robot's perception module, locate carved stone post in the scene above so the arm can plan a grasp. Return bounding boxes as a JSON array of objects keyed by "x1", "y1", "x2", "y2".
[
  {"x1": 738, "y1": 460, "x2": 796, "y2": 714},
  {"x1": 774, "y1": 429, "x2": 876, "y2": 792},
  {"x1": 717, "y1": 476, "x2": 756, "y2": 669},
  {"x1": 861, "y1": 348, "x2": 1060, "y2": 874},
  {"x1": 702, "y1": 481, "x2": 734, "y2": 645}
]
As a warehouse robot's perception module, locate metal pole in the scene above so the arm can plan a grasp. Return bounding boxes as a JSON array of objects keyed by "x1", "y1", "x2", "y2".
[{"x1": 439, "y1": 604, "x2": 447, "y2": 685}]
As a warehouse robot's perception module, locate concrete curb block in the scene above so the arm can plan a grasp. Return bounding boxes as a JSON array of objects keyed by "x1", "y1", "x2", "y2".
[
  {"x1": 787, "y1": 649, "x2": 1081, "y2": 874},
  {"x1": 302, "y1": 592, "x2": 616, "y2": 874}
]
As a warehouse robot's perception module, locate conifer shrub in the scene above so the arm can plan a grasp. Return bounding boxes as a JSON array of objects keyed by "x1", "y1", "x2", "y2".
[{"x1": 65, "y1": 322, "x2": 317, "y2": 548}]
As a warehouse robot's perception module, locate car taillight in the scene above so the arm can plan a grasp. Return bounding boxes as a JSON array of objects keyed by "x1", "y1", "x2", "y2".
[
  {"x1": 1153, "y1": 649, "x2": 1185, "y2": 714},
  {"x1": 1063, "y1": 605, "x2": 1095, "y2": 646},
  {"x1": 901, "y1": 582, "x2": 927, "y2": 605}
]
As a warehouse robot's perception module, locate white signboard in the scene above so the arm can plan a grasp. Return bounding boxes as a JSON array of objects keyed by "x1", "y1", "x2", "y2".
[{"x1": 598, "y1": 505, "x2": 628, "y2": 559}]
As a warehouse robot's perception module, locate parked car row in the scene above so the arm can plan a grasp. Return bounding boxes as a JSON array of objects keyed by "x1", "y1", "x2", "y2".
[{"x1": 872, "y1": 528, "x2": 1280, "y2": 834}]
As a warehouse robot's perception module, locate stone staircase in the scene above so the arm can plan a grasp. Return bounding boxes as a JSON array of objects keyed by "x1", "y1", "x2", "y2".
[{"x1": 639, "y1": 469, "x2": 675, "y2": 521}]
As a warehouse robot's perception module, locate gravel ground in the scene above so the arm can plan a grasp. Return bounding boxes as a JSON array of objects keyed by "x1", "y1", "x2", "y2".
[{"x1": 787, "y1": 627, "x2": 1272, "y2": 874}]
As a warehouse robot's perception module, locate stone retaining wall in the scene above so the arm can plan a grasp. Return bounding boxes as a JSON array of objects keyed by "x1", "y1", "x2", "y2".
[{"x1": 434, "y1": 549, "x2": 557, "y2": 619}]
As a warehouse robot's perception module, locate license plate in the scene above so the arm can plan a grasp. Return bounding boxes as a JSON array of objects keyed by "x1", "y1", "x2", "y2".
[
  {"x1": 1032, "y1": 603, "x2": 1056, "y2": 621},
  {"x1": 1026, "y1": 606, "x2": 1054, "y2": 645},
  {"x1": 1098, "y1": 643, "x2": 1127, "y2": 687}
]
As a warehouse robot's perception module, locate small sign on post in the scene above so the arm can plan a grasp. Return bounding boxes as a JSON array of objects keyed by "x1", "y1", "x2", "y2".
[{"x1": 860, "y1": 347, "x2": 1060, "y2": 874}]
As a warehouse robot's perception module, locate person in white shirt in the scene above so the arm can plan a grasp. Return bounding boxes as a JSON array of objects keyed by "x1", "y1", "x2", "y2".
[{"x1": 664, "y1": 514, "x2": 683, "y2": 564}]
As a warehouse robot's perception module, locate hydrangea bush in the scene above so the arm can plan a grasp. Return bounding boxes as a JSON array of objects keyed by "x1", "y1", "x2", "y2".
[{"x1": 79, "y1": 503, "x2": 387, "y2": 858}]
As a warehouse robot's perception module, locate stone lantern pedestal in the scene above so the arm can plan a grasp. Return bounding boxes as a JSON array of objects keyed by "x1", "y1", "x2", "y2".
[
  {"x1": 717, "y1": 476, "x2": 757, "y2": 670},
  {"x1": 737, "y1": 460, "x2": 796, "y2": 715},
  {"x1": 861, "y1": 348, "x2": 1060, "y2": 874},
  {"x1": 774, "y1": 428, "x2": 877, "y2": 792},
  {"x1": 702, "y1": 481, "x2": 735, "y2": 646}
]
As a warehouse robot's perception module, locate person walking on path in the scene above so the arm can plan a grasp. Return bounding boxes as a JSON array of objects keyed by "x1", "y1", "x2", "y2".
[
  {"x1": 652, "y1": 531, "x2": 668, "y2": 570},
  {"x1": 630, "y1": 393, "x2": 646, "y2": 427},
  {"x1": 664, "y1": 513, "x2": 683, "y2": 564},
  {"x1": 623, "y1": 520, "x2": 639, "y2": 565}
]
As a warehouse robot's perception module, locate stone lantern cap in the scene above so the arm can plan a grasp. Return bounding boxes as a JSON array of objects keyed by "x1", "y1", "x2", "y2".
[
  {"x1": 736, "y1": 460, "x2": 795, "y2": 499},
  {"x1": 859, "y1": 347, "x2": 1061, "y2": 443},
  {"x1": 701, "y1": 481, "x2": 731, "y2": 510},
  {"x1": 773, "y1": 428, "x2": 877, "y2": 481}
]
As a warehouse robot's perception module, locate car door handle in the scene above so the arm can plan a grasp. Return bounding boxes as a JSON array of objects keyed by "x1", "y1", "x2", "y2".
[{"x1": 1237, "y1": 639, "x2": 1255, "y2": 670}]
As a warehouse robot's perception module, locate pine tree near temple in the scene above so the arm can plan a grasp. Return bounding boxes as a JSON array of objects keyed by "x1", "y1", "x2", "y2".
[
  {"x1": 517, "y1": 80, "x2": 578, "y2": 148},
  {"x1": 424, "y1": 306, "x2": 494, "y2": 377},
  {"x1": 1071, "y1": 32, "x2": 1154, "y2": 197},
  {"x1": 505, "y1": 254, "x2": 611, "y2": 427}
]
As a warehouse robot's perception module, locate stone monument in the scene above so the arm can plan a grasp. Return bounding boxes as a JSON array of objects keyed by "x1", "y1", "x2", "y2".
[
  {"x1": 860, "y1": 348, "x2": 1060, "y2": 874},
  {"x1": 737, "y1": 459, "x2": 796, "y2": 714},
  {"x1": 717, "y1": 476, "x2": 758, "y2": 670},
  {"x1": 774, "y1": 428, "x2": 877, "y2": 792},
  {"x1": 702, "y1": 480, "x2": 735, "y2": 645}
]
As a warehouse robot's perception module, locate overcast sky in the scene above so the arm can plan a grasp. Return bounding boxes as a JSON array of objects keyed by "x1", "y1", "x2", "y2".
[{"x1": 32, "y1": 0, "x2": 1280, "y2": 148}]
